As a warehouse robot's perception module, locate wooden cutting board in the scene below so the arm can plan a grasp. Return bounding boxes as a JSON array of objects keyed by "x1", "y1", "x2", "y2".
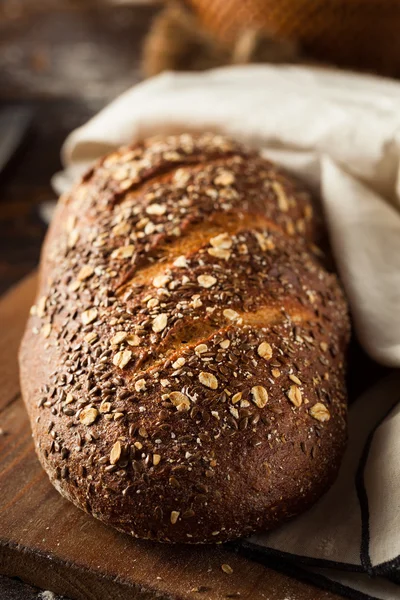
[{"x1": 0, "y1": 274, "x2": 342, "y2": 600}]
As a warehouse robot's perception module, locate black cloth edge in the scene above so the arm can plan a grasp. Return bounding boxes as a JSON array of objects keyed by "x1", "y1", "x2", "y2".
[
  {"x1": 356, "y1": 397, "x2": 400, "y2": 576},
  {"x1": 237, "y1": 541, "x2": 363, "y2": 572},
  {"x1": 232, "y1": 543, "x2": 382, "y2": 600}
]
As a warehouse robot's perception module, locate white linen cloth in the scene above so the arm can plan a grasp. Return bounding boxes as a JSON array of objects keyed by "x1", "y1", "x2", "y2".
[{"x1": 54, "y1": 65, "x2": 400, "y2": 599}]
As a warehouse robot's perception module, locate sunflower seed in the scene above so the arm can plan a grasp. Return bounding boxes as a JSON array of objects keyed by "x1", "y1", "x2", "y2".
[{"x1": 110, "y1": 441, "x2": 122, "y2": 464}]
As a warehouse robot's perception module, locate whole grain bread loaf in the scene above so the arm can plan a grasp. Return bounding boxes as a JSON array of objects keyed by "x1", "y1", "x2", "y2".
[{"x1": 19, "y1": 133, "x2": 350, "y2": 543}]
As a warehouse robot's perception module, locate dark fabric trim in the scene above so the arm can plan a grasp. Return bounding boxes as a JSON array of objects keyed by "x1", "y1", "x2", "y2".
[
  {"x1": 232, "y1": 543, "x2": 383, "y2": 600},
  {"x1": 237, "y1": 540, "x2": 363, "y2": 572},
  {"x1": 355, "y1": 397, "x2": 400, "y2": 576}
]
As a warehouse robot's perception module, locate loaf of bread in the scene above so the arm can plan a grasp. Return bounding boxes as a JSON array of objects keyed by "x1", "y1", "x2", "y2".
[{"x1": 20, "y1": 133, "x2": 350, "y2": 543}]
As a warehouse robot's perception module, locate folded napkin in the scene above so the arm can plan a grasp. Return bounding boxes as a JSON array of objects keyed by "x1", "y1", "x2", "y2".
[{"x1": 55, "y1": 65, "x2": 400, "y2": 599}]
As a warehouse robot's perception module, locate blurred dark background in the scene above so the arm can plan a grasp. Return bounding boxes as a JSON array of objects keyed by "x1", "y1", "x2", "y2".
[{"x1": 0, "y1": 0, "x2": 159, "y2": 295}]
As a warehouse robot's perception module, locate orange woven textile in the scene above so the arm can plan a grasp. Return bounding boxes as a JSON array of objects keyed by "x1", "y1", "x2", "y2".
[{"x1": 188, "y1": 0, "x2": 400, "y2": 76}]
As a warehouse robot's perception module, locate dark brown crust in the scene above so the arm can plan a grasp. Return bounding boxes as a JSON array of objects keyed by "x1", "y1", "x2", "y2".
[{"x1": 19, "y1": 132, "x2": 350, "y2": 543}]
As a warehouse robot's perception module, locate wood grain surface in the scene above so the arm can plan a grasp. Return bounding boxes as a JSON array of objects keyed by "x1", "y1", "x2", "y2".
[{"x1": 0, "y1": 274, "x2": 344, "y2": 600}]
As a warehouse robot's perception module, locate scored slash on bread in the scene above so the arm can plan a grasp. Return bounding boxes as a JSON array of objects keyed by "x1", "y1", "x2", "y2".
[{"x1": 19, "y1": 133, "x2": 350, "y2": 543}]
